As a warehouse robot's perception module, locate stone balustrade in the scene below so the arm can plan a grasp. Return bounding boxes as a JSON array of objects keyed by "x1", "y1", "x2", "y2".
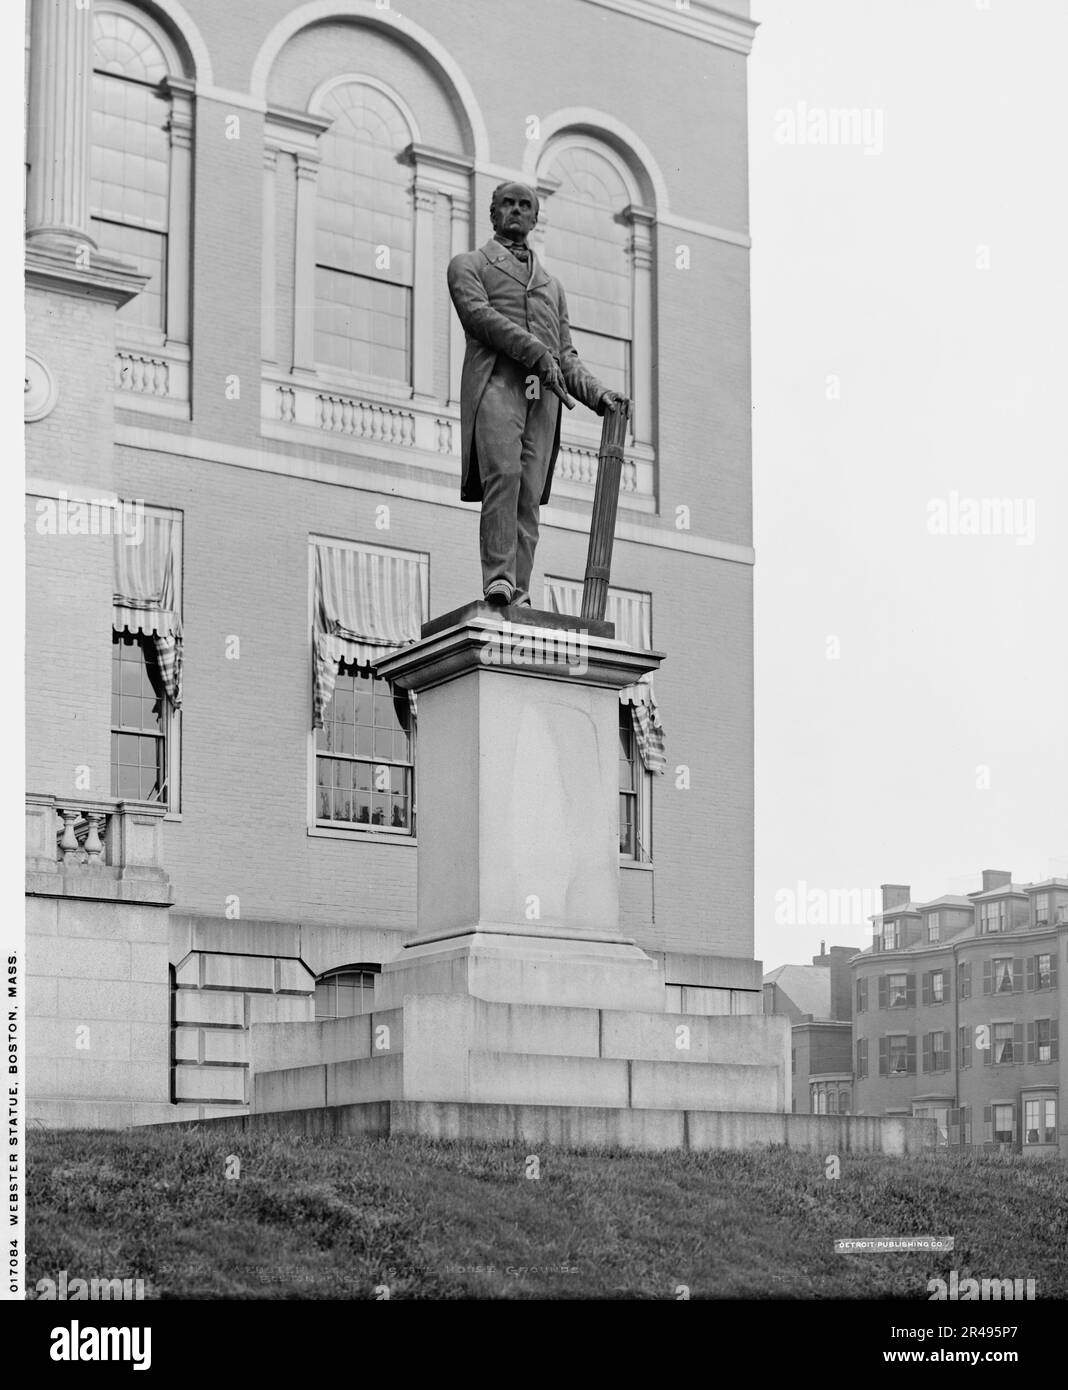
[
  {"x1": 113, "y1": 343, "x2": 190, "y2": 417},
  {"x1": 261, "y1": 373, "x2": 657, "y2": 506},
  {"x1": 26, "y1": 793, "x2": 171, "y2": 901}
]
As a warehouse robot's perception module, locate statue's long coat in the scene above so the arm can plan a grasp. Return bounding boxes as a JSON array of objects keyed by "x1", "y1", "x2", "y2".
[{"x1": 447, "y1": 238, "x2": 607, "y2": 504}]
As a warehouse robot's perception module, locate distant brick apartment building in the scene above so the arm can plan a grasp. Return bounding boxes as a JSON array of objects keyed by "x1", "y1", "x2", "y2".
[
  {"x1": 24, "y1": 0, "x2": 761, "y2": 1124},
  {"x1": 764, "y1": 945, "x2": 854, "y2": 1115},
  {"x1": 853, "y1": 873, "x2": 1067, "y2": 1157}
]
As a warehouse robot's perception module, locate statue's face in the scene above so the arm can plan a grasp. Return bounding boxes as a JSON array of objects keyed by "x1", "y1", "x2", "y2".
[{"x1": 491, "y1": 183, "x2": 538, "y2": 241}]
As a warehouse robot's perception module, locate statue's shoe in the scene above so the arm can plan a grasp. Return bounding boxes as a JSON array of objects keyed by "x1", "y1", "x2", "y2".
[{"x1": 484, "y1": 581, "x2": 512, "y2": 606}]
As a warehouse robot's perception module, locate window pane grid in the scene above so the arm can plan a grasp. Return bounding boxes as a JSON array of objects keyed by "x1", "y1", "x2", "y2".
[
  {"x1": 316, "y1": 670, "x2": 412, "y2": 830},
  {"x1": 545, "y1": 146, "x2": 632, "y2": 342},
  {"x1": 111, "y1": 634, "x2": 167, "y2": 803},
  {"x1": 93, "y1": 12, "x2": 171, "y2": 84},
  {"x1": 315, "y1": 268, "x2": 411, "y2": 381},
  {"x1": 315, "y1": 83, "x2": 413, "y2": 384}
]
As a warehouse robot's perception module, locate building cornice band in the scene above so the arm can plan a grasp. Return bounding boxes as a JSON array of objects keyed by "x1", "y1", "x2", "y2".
[{"x1": 580, "y1": 0, "x2": 758, "y2": 54}]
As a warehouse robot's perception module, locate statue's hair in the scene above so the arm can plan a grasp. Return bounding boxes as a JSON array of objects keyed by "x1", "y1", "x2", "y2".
[{"x1": 489, "y1": 181, "x2": 540, "y2": 222}]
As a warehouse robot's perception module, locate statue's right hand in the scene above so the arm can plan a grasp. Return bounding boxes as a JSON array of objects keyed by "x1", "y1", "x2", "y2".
[{"x1": 539, "y1": 352, "x2": 565, "y2": 397}]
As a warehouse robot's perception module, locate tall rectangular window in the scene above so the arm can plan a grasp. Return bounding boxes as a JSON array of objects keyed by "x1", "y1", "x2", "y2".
[
  {"x1": 1034, "y1": 892, "x2": 1050, "y2": 925},
  {"x1": 315, "y1": 669, "x2": 413, "y2": 831},
  {"x1": 927, "y1": 911, "x2": 940, "y2": 942},
  {"x1": 112, "y1": 507, "x2": 183, "y2": 809},
  {"x1": 993, "y1": 1022, "x2": 1015, "y2": 1065},
  {"x1": 111, "y1": 633, "x2": 167, "y2": 801},
  {"x1": 993, "y1": 1103, "x2": 1014, "y2": 1144},
  {"x1": 90, "y1": 14, "x2": 174, "y2": 338},
  {"x1": 310, "y1": 538, "x2": 427, "y2": 836},
  {"x1": 981, "y1": 900, "x2": 1007, "y2": 934},
  {"x1": 618, "y1": 705, "x2": 639, "y2": 857},
  {"x1": 889, "y1": 1034, "x2": 911, "y2": 1074},
  {"x1": 314, "y1": 83, "x2": 414, "y2": 385},
  {"x1": 542, "y1": 143, "x2": 634, "y2": 400}
]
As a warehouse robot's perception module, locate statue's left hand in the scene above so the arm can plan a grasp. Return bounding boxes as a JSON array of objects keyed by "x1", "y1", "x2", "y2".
[{"x1": 599, "y1": 391, "x2": 630, "y2": 417}]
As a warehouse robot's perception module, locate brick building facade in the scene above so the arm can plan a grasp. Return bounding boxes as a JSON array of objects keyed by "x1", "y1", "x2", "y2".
[
  {"x1": 853, "y1": 874, "x2": 1066, "y2": 1157},
  {"x1": 24, "y1": 0, "x2": 761, "y2": 1125}
]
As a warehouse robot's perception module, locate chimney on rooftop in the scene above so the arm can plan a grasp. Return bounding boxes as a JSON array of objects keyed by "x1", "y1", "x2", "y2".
[
  {"x1": 881, "y1": 884, "x2": 910, "y2": 911},
  {"x1": 827, "y1": 946, "x2": 854, "y2": 1022},
  {"x1": 982, "y1": 869, "x2": 1012, "y2": 892}
]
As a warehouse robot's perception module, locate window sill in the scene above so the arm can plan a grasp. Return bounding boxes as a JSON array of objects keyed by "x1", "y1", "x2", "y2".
[
  {"x1": 620, "y1": 858, "x2": 654, "y2": 872},
  {"x1": 308, "y1": 825, "x2": 417, "y2": 845}
]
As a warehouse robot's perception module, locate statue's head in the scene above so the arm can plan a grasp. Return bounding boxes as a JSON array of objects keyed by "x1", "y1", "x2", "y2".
[{"x1": 490, "y1": 181, "x2": 539, "y2": 241}]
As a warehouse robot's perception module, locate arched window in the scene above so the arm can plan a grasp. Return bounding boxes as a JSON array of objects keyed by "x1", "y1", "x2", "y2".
[
  {"x1": 314, "y1": 82, "x2": 414, "y2": 384},
  {"x1": 90, "y1": 4, "x2": 188, "y2": 340},
  {"x1": 314, "y1": 965, "x2": 380, "y2": 1019},
  {"x1": 89, "y1": 2, "x2": 193, "y2": 408},
  {"x1": 542, "y1": 143, "x2": 633, "y2": 399}
]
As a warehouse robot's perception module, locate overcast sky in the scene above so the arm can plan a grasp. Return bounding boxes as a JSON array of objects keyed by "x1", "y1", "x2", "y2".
[{"x1": 748, "y1": 0, "x2": 1068, "y2": 970}]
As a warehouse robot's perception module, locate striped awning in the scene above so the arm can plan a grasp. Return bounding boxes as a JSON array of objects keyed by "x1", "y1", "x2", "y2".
[
  {"x1": 312, "y1": 541, "x2": 427, "y2": 727},
  {"x1": 113, "y1": 513, "x2": 183, "y2": 708},
  {"x1": 544, "y1": 577, "x2": 665, "y2": 775}
]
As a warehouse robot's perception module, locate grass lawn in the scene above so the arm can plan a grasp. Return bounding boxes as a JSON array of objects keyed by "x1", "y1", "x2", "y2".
[{"x1": 25, "y1": 1128, "x2": 1068, "y2": 1300}]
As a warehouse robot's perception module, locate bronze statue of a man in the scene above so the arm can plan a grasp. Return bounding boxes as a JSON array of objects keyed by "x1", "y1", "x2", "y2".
[{"x1": 447, "y1": 181, "x2": 629, "y2": 607}]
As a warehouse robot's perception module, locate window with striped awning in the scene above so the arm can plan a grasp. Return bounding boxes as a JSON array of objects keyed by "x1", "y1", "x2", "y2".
[
  {"x1": 311, "y1": 538, "x2": 428, "y2": 727},
  {"x1": 543, "y1": 576, "x2": 665, "y2": 775},
  {"x1": 311, "y1": 540, "x2": 428, "y2": 834},
  {"x1": 113, "y1": 509, "x2": 183, "y2": 707}
]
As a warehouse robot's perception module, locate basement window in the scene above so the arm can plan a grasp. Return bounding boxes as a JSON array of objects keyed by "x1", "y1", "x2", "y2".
[{"x1": 314, "y1": 965, "x2": 380, "y2": 1019}]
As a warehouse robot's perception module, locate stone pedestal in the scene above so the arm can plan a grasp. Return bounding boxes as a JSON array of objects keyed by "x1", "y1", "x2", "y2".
[
  {"x1": 235, "y1": 604, "x2": 839, "y2": 1149},
  {"x1": 374, "y1": 605, "x2": 666, "y2": 1013}
]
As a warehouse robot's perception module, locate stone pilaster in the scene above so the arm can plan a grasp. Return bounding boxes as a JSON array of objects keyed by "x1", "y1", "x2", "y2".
[
  {"x1": 25, "y1": 0, "x2": 94, "y2": 249},
  {"x1": 25, "y1": 0, "x2": 144, "y2": 304}
]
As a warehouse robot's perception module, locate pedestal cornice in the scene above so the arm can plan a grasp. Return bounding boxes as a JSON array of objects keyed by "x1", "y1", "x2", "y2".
[{"x1": 374, "y1": 604, "x2": 664, "y2": 694}]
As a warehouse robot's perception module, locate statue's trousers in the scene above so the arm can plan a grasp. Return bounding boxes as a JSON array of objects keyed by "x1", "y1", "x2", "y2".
[{"x1": 474, "y1": 355, "x2": 561, "y2": 605}]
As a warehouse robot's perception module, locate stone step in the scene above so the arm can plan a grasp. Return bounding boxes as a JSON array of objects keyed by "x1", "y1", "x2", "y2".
[
  {"x1": 252, "y1": 1047, "x2": 783, "y2": 1114},
  {"x1": 249, "y1": 1008, "x2": 404, "y2": 1074},
  {"x1": 170, "y1": 1100, "x2": 937, "y2": 1157},
  {"x1": 249, "y1": 996, "x2": 786, "y2": 1074}
]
